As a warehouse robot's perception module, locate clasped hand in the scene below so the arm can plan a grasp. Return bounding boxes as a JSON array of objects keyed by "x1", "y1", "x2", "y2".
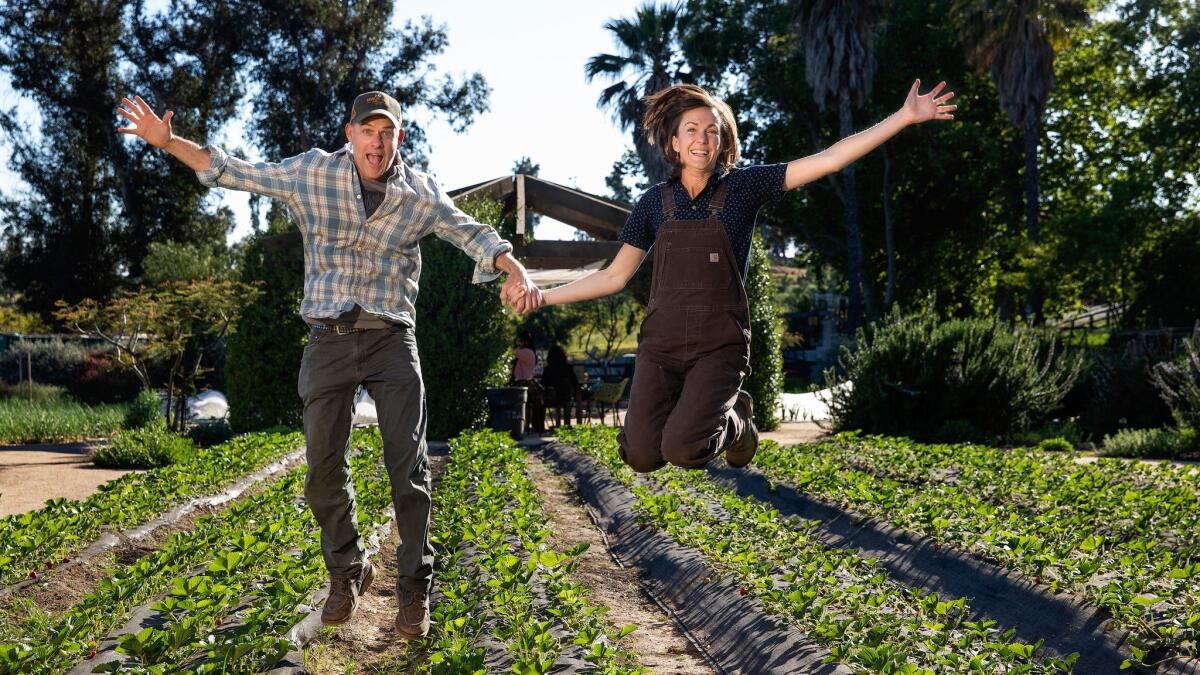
[{"x1": 500, "y1": 274, "x2": 544, "y2": 314}]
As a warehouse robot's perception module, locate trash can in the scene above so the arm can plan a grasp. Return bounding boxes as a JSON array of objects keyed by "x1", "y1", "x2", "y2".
[{"x1": 486, "y1": 386, "x2": 527, "y2": 440}]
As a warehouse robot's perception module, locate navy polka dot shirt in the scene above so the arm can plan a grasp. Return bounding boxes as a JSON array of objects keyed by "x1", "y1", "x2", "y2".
[{"x1": 619, "y1": 163, "x2": 789, "y2": 280}]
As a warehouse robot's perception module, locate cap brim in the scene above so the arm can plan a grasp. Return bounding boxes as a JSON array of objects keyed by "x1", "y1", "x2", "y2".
[{"x1": 351, "y1": 109, "x2": 400, "y2": 127}]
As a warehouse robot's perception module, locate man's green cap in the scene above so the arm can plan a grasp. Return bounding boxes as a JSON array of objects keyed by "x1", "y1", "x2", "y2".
[{"x1": 348, "y1": 91, "x2": 402, "y2": 127}]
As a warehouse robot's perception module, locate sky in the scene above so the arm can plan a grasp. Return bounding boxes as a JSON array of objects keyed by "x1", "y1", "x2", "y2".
[{"x1": 0, "y1": 0, "x2": 649, "y2": 243}]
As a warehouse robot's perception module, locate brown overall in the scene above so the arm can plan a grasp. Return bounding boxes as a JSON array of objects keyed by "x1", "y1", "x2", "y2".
[{"x1": 617, "y1": 180, "x2": 753, "y2": 472}]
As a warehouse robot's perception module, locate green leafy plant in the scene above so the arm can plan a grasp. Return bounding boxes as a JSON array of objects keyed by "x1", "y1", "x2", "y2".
[
  {"x1": 746, "y1": 231, "x2": 783, "y2": 431},
  {"x1": 0, "y1": 398, "x2": 126, "y2": 444},
  {"x1": 123, "y1": 389, "x2": 162, "y2": 429},
  {"x1": 416, "y1": 199, "x2": 515, "y2": 440},
  {"x1": 826, "y1": 311, "x2": 1082, "y2": 442},
  {"x1": 1101, "y1": 427, "x2": 1198, "y2": 460},
  {"x1": 1037, "y1": 437, "x2": 1073, "y2": 452},
  {"x1": 559, "y1": 427, "x2": 1077, "y2": 673},
  {"x1": 91, "y1": 426, "x2": 197, "y2": 469}
]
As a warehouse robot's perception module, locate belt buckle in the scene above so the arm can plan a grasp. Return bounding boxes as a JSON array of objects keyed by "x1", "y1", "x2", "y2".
[{"x1": 333, "y1": 324, "x2": 354, "y2": 335}]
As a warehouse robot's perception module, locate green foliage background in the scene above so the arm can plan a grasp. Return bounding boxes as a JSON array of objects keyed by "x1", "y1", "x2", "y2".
[
  {"x1": 827, "y1": 311, "x2": 1082, "y2": 442},
  {"x1": 416, "y1": 199, "x2": 513, "y2": 440},
  {"x1": 225, "y1": 233, "x2": 306, "y2": 431},
  {"x1": 746, "y1": 232, "x2": 783, "y2": 431}
]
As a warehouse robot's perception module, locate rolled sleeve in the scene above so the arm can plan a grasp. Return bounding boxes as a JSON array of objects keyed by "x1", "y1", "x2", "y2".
[
  {"x1": 195, "y1": 145, "x2": 229, "y2": 187},
  {"x1": 476, "y1": 239, "x2": 515, "y2": 284}
]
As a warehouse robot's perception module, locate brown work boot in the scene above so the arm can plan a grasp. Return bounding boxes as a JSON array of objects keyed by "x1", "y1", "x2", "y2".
[
  {"x1": 320, "y1": 559, "x2": 374, "y2": 626},
  {"x1": 725, "y1": 391, "x2": 759, "y2": 468},
  {"x1": 395, "y1": 580, "x2": 430, "y2": 640}
]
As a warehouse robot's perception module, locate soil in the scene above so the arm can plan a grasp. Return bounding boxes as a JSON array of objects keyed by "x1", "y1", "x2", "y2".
[
  {"x1": 760, "y1": 420, "x2": 830, "y2": 446},
  {"x1": 0, "y1": 452, "x2": 305, "y2": 631},
  {"x1": 523, "y1": 455, "x2": 714, "y2": 674},
  {"x1": 0, "y1": 441, "x2": 131, "y2": 517},
  {"x1": 301, "y1": 448, "x2": 452, "y2": 673}
]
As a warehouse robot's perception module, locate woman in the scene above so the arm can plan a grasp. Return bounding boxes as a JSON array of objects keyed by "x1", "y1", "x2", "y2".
[
  {"x1": 527, "y1": 80, "x2": 955, "y2": 472},
  {"x1": 511, "y1": 331, "x2": 545, "y2": 433}
]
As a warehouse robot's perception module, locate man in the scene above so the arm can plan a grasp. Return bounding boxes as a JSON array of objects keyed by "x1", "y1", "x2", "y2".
[{"x1": 117, "y1": 91, "x2": 541, "y2": 639}]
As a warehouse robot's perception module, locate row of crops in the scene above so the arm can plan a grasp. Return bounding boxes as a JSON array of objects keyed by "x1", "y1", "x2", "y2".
[
  {"x1": 553, "y1": 426, "x2": 1200, "y2": 674},
  {"x1": 0, "y1": 429, "x2": 646, "y2": 674},
  {"x1": 1, "y1": 421, "x2": 1195, "y2": 673}
]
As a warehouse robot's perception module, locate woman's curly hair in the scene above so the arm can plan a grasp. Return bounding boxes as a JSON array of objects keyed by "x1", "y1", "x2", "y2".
[{"x1": 642, "y1": 84, "x2": 740, "y2": 176}]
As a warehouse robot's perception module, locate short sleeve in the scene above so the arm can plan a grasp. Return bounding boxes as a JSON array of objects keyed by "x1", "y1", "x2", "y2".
[
  {"x1": 617, "y1": 187, "x2": 659, "y2": 251},
  {"x1": 730, "y1": 163, "x2": 788, "y2": 208}
]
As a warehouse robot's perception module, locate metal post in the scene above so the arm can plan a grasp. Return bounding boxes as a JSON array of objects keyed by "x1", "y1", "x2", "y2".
[
  {"x1": 27, "y1": 351, "x2": 33, "y2": 400},
  {"x1": 516, "y1": 173, "x2": 526, "y2": 247}
]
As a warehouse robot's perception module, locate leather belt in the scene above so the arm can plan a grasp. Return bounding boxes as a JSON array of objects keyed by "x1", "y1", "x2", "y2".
[{"x1": 308, "y1": 322, "x2": 373, "y2": 335}]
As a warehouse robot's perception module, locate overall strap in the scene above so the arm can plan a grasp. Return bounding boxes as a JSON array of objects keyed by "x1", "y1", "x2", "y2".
[
  {"x1": 706, "y1": 179, "x2": 730, "y2": 216},
  {"x1": 659, "y1": 181, "x2": 678, "y2": 219}
]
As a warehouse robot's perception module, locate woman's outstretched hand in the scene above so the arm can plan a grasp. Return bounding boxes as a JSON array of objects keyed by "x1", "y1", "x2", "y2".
[{"x1": 902, "y1": 79, "x2": 957, "y2": 124}]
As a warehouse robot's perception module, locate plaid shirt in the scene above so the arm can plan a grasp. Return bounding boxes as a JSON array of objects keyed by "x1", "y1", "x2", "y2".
[{"x1": 197, "y1": 144, "x2": 512, "y2": 326}]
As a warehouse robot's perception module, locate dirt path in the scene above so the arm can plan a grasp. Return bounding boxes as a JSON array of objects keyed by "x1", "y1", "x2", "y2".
[
  {"x1": 0, "y1": 442, "x2": 130, "y2": 517},
  {"x1": 302, "y1": 445, "x2": 451, "y2": 673},
  {"x1": 523, "y1": 455, "x2": 714, "y2": 674},
  {"x1": 760, "y1": 420, "x2": 830, "y2": 446}
]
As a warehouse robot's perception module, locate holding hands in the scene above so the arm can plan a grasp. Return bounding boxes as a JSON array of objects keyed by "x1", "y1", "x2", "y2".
[{"x1": 500, "y1": 269, "x2": 544, "y2": 314}]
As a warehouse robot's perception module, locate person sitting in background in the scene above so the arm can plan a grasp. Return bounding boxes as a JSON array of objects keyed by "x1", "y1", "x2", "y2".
[
  {"x1": 541, "y1": 345, "x2": 580, "y2": 429},
  {"x1": 511, "y1": 331, "x2": 545, "y2": 433}
]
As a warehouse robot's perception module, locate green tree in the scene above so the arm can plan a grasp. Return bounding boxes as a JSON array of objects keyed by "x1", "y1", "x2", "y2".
[
  {"x1": 587, "y1": 2, "x2": 689, "y2": 184},
  {"x1": 0, "y1": 0, "x2": 250, "y2": 315},
  {"x1": 245, "y1": 5, "x2": 489, "y2": 163},
  {"x1": 952, "y1": 0, "x2": 1089, "y2": 322},
  {"x1": 0, "y1": 0, "x2": 126, "y2": 319},
  {"x1": 56, "y1": 279, "x2": 259, "y2": 431},
  {"x1": 746, "y1": 231, "x2": 783, "y2": 431},
  {"x1": 802, "y1": 0, "x2": 886, "y2": 332}
]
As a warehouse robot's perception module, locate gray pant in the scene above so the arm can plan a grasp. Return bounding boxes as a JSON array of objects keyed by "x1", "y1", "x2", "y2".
[{"x1": 297, "y1": 325, "x2": 433, "y2": 591}]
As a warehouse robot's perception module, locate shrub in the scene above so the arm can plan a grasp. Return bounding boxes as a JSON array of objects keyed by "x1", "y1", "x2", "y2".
[
  {"x1": 1062, "y1": 335, "x2": 1176, "y2": 438},
  {"x1": 826, "y1": 311, "x2": 1081, "y2": 442},
  {"x1": 1150, "y1": 328, "x2": 1200, "y2": 431},
  {"x1": 225, "y1": 231, "x2": 306, "y2": 431},
  {"x1": 1038, "y1": 437, "x2": 1074, "y2": 452},
  {"x1": 0, "y1": 381, "x2": 66, "y2": 401},
  {"x1": 123, "y1": 390, "x2": 162, "y2": 429},
  {"x1": 1100, "y1": 427, "x2": 1198, "y2": 460},
  {"x1": 69, "y1": 353, "x2": 143, "y2": 405},
  {"x1": 187, "y1": 418, "x2": 235, "y2": 447},
  {"x1": 0, "y1": 339, "x2": 89, "y2": 387},
  {"x1": 417, "y1": 199, "x2": 514, "y2": 440},
  {"x1": 746, "y1": 231, "x2": 783, "y2": 431},
  {"x1": 91, "y1": 425, "x2": 197, "y2": 468}
]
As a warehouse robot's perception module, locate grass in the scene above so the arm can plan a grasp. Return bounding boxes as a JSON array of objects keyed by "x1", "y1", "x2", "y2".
[{"x1": 0, "y1": 397, "x2": 127, "y2": 444}]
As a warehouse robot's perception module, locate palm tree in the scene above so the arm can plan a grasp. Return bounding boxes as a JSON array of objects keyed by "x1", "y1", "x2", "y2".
[
  {"x1": 953, "y1": 0, "x2": 1088, "y2": 322},
  {"x1": 803, "y1": 0, "x2": 885, "y2": 333},
  {"x1": 586, "y1": 2, "x2": 687, "y2": 185}
]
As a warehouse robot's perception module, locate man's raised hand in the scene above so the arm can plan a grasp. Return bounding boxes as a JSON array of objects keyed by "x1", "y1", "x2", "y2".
[{"x1": 117, "y1": 95, "x2": 174, "y2": 148}]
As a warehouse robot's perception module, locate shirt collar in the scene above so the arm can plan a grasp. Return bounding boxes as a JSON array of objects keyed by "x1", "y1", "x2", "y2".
[{"x1": 672, "y1": 168, "x2": 727, "y2": 205}]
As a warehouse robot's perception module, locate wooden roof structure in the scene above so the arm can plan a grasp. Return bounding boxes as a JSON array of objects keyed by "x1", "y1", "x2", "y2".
[
  {"x1": 449, "y1": 173, "x2": 629, "y2": 269},
  {"x1": 265, "y1": 173, "x2": 631, "y2": 271}
]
